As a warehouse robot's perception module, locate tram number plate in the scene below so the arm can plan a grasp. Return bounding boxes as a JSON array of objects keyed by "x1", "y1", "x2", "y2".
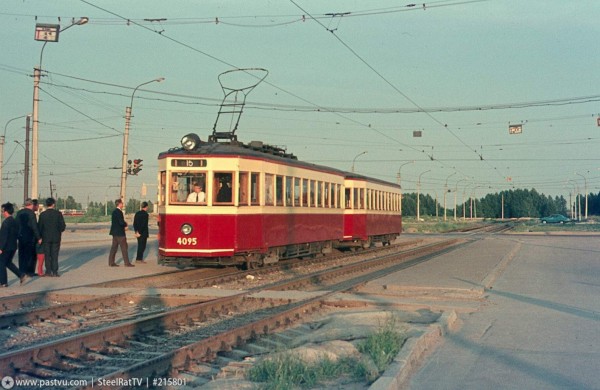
[
  {"x1": 177, "y1": 237, "x2": 197, "y2": 245},
  {"x1": 171, "y1": 159, "x2": 207, "y2": 167}
]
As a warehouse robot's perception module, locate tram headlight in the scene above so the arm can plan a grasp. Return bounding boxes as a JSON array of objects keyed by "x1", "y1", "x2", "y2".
[
  {"x1": 181, "y1": 133, "x2": 201, "y2": 151},
  {"x1": 181, "y1": 223, "x2": 193, "y2": 235}
]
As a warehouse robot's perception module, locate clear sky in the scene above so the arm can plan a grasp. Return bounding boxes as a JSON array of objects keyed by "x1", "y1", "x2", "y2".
[{"x1": 1, "y1": 0, "x2": 599, "y2": 205}]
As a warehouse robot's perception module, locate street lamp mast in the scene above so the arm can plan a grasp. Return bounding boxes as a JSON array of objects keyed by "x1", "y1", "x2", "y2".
[
  {"x1": 443, "y1": 171, "x2": 456, "y2": 222},
  {"x1": 454, "y1": 178, "x2": 468, "y2": 221},
  {"x1": 417, "y1": 169, "x2": 431, "y2": 222},
  {"x1": 119, "y1": 77, "x2": 165, "y2": 203},
  {"x1": 32, "y1": 17, "x2": 88, "y2": 200},
  {"x1": 396, "y1": 160, "x2": 414, "y2": 216},
  {"x1": 574, "y1": 172, "x2": 588, "y2": 220},
  {"x1": 351, "y1": 151, "x2": 367, "y2": 173}
]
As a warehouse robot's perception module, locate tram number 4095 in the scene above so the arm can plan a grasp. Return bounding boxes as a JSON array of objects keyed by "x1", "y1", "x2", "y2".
[{"x1": 177, "y1": 237, "x2": 197, "y2": 245}]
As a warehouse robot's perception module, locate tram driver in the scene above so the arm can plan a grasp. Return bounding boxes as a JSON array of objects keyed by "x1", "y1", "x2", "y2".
[{"x1": 186, "y1": 183, "x2": 206, "y2": 203}]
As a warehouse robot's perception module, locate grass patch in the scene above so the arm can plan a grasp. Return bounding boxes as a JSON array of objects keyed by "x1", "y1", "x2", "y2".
[
  {"x1": 247, "y1": 316, "x2": 406, "y2": 389},
  {"x1": 510, "y1": 220, "x2": 600, "y2": 233},
  {"x1": 402, "y1": 216, "x2": 483, "y2": 233},
  {"x1": 357, "y1": 316, "x2": 405, "y2": 372}
]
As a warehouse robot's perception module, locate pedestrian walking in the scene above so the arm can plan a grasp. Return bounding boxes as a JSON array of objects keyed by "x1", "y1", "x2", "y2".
[
  {"x1": 133, "y1": 201, "x2": 149, "y2": 264},
  {"x1": 16, "y1": 198, "x2": 41, "y2": 277},
  {"x1": 108, "y1": 199, "x2": 134, "y2": 267},
  {"x1": 38, "y1": 198, "x2": 66, "y2": 277},
  {"x1": 0, "y1": 202, "x2": 27, "y2": 287}
]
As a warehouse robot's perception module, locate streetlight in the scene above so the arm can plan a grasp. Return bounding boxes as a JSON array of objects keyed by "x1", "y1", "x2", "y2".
[
  {"x1": 351, "y1": 151, "x2": 367, "y2": 173},
  {"x1": 567, "y1": 179, "x2": 580, "y2": 221},
  {"x1": 443, "y1": 171, "x2": 456, "y2": 221},
  {"x1": 462, "y1": 183, "x2": 473, "y2": 220},
  {"x1": 396, "y1": 160, "x2": 414, "y2": 216},
  {"x1": 454, "y1": 178, "x2": 468, "y2": 221},
  {"x1": 32, "y1": 17, "x2": 88, "y2": 200},
  {"x1": 575, "y1": 172, "x2": 588, "y2": 220},
  {"x1": 120, "y1": 77, "x2": 165, "y2": 202},
  {"x1": 564, "y1": 182, "x2": 576, "y2": 219},
  {"x1": 417, "y1": 169, "x2": 431, "y2": 222},
  {"x1": 2, "y1": 115, "x2": 30, "y2": 202}
]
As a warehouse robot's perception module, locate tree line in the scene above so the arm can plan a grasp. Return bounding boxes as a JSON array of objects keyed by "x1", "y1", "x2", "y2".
[{"x1": 402, "y1": 188, "x2": 576, "y2": 219}]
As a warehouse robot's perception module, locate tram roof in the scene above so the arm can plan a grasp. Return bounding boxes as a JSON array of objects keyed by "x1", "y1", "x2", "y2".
[{"x1": 159, "y1": 139, "x2": 399, "y2": 189}]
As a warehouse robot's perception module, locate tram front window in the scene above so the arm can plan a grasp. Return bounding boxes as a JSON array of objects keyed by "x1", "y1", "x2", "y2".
[{"x1": 170, "y1": 172, "x2": 206, "y2": 204}]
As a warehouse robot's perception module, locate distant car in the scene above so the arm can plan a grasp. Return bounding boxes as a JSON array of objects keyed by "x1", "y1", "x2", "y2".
[{"x1": 540, "y1": 214, "x2": 570, "y2": 224}]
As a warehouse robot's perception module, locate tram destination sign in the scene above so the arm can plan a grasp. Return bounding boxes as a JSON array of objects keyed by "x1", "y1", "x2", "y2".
[{"x1": 171, "y1": 159, "x2": 207, "y2": 167}]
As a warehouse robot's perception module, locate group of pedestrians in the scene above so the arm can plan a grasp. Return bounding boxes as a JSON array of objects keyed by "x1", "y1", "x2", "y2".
[
  {"x1": 0, "y1": 197, "x2": 150, "y2": 286},
  {"x1": 0, "y1": 198, "x2": 65, "y2": 287},
  {"x1": 108, "y1": 199, "x2": 149, "y2": 267}
]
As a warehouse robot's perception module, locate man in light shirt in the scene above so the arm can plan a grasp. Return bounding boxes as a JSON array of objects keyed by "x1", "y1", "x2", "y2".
[{"x1": 186, "y1": 184, "x2": 206, "y2": 203}]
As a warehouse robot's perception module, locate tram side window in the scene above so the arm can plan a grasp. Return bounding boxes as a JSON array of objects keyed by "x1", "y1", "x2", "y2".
[
  {"x1": 315, "y1": 181, "x2": 322, "y2": 207},
  {"x1": 276, "y1": 176, "x2": 284, "y2": 206},
  {"x1": 293, "y1": 178, "x2": 301, "y2": 206},
  {"x1": 239, "y1": 172, "x2": 249, "y2": 205},
  {"x1": 286, "y1": 176, "x2": 293, "y2": 206},
  {"x1": 159, "y1": 171, "x2": 166, "y2": 206},
  {"x1": 329, "y1": 183, "x2": 334, "y2": 208},
  {"x1": 302, "y1": 179, "x2": 309, "y2": 207},
  {"x1": 251, "y1": 173, "x2": 260, "y2": 205},
  {"x1": 214, "y1": 172, "x2": 233, "y2": 204},
  {"x1": 345, "y1": 188, "x2": 351, "y2": 209},
  {"x1": 265, "y1": 174, "x2": 274, "y2": 206},
  {"x1": 324, "y1": 182, "x2": 330, "y2": 208},
  {"x1": 170, "y1": 172, "x2": 206, "y2": 204}
]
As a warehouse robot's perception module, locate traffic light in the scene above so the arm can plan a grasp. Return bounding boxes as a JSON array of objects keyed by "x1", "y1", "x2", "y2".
[
  {"x1": 132, "y1": 159, "x2": 143, "y2": 175},
  {"x1": 127, "y1": 160, "x2": 133, "y2": 175}
]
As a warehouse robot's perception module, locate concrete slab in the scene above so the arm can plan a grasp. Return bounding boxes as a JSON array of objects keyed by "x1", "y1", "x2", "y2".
[{"x1": 398, "y1": 235, "x2": 600, "y2": 390}]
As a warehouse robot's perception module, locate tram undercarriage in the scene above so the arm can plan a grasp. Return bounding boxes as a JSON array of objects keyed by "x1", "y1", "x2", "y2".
[{"x1": 158, "y1": 234, "x2": 397, "y2": 269}]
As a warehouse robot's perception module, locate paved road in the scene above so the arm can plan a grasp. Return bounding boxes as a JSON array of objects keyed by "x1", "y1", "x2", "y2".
[{"x1": 407, "y1": 234, "x2": 600, "y2": 390}]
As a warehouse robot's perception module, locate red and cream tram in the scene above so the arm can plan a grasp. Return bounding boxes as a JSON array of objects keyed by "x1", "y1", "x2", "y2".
[{"x1": 157, "y1": 133, "x2": 401, "y2": 268}]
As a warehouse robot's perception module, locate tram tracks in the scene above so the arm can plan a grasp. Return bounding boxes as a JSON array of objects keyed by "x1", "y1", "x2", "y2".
[
  {"x1": 0, "y1": 237, "x2": 468, "y2": 388},
  {"x1": 0, "y1": 238, "x2": 425, "y2": 346}
]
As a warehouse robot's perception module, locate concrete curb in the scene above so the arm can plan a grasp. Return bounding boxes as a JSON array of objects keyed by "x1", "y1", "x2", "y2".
[{"x1": 369, "y1": 310, "x2": 459, "y2": 390}]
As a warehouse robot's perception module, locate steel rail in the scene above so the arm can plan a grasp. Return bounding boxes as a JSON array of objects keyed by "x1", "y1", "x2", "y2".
[{"x1": 0, "y1": 238, "x2": 465, "y2": 386}]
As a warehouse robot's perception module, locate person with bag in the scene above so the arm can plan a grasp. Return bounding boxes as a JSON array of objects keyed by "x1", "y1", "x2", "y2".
[{"x1": 38, "y1": 198, "x2": 66, "y2": 277}]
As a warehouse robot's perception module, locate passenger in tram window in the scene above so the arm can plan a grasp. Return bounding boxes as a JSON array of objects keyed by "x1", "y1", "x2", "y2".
[
  {"x1": 186, "y1": 183, "x2": 206, "y2": 203},
  {"x1": 217, "y1": 179, "x2": 232, "y2": 203}
]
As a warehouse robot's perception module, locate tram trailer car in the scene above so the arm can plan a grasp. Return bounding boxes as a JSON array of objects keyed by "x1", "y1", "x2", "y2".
[{"x1": 157, "y1": 133, "x2": 401, "y2": 268}]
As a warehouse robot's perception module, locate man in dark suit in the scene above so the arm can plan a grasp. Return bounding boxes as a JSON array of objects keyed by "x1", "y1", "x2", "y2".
[
  {"x1": 133, "y1": 201, "x2": 149, "y2": 264},
  {"x1": 0, "y1": 202, "x2": 27, "y2": 287},
  {"x1": 38, "y1": 198, "x2": 66, "y2": 277},
  {"x1": 16, "y1": 198, "x2": 42, "y2": 277},
  {"x1": 108, "y1": 198, "x2": 133, "y2": 267}
]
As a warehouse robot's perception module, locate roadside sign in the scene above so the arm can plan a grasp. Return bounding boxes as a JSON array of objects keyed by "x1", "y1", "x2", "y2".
[
  {"x1": 508, "y1": 124, "x2": 522, "y2": 134},
  {"x1": 35, "y1": 24, "x2": 60, "y2": 42}
]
